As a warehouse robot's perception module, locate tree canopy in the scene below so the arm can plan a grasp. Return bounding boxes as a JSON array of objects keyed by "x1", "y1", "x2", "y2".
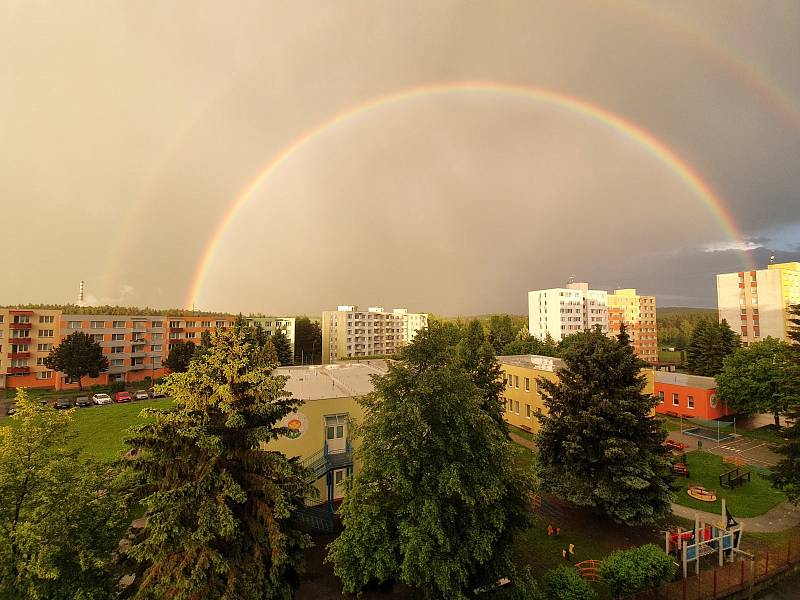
[
  {"x1": 163, "y1": 340, "x2": 197, "y2": 373},
  {"x1": 716, "y1": 337, "x2": 794, "y2": 428},
  {"x1": 270, "y1": 330, "x2": 293, "y2": 365},
  {"x1": 772, "y1": 305, "x2": 800, "y2": 502},
  {"x1": 685, "y1": 319, "x2": 739, "y2": 376},
  {"x1": 43, "y1": 331, "x2": 109, "y2": 390},
  {"x1": 0, "y1": 390, "x2": 128, "y2": 598},
  {"x1": 123, "y1": 327, "x2": 312, "y2": 599},
  {"x1": 294, "y1": 317, "x2": 322, "y2": 365},
  {"x1": 535, "y1": 326, "x2": 673, "y2": 525},
  {"x1": 326, "y1": 322, "x2": 534, "y2": 598}
]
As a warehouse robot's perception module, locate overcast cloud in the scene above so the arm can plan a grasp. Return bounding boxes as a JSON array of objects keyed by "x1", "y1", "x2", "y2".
[{"x1": 1, "y1": 1, "x2": 797, "y2": 314}]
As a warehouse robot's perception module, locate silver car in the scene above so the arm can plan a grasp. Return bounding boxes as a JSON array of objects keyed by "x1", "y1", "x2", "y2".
[
  {"x1": 91, "y1": 393, "x2": 113, "y2": 406},
  {"x1": 133, "y1": 390, "x2": 149, "y2": 401}
]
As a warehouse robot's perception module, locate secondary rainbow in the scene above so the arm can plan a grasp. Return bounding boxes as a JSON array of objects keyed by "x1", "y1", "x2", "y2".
[{"x1": 187, "y1": 82, "x2": 752, "y2": 309}]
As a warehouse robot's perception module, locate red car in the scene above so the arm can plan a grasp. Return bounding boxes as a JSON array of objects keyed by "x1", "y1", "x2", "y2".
[{"x1": 114, "y1": 391, "x2": 132, "y2": 403}]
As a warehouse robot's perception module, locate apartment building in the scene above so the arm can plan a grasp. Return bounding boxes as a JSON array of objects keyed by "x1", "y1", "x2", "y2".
[
  {"x1": 165, "y1": 315, "x2": 236, "y2": 350},
  {"x1": 717, "y1": 262, "x2": 800, "y2": 345},
  {"x1": 498, "y1": 354, "x2": 655, "y2": 433},
  {"x1": 607, "y1": 289, "x2": 658, "y2": 363},
  {"x1": 0, "y1": 308, "x2": 62, "y2": 390},
  {"x1": 244, "y1": 316, "x2": 296, "y2": 361},
  {"x1": 321, "y1": 306, "x2": 428, "y2": 364},
  {"x1": 528, "y1": 282, "x2": 609, "y2": 341}
]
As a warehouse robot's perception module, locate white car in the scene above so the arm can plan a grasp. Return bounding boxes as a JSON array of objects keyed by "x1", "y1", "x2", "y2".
[
  {"x1": 91, "y1": 393, "x2": 113, "y2": 406},
  {"x1": 133, "y1": 390, "x2": 149, "y2": 401}
]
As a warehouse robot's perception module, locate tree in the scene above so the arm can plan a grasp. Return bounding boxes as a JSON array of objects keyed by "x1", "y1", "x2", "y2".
[
  {"x1": 0, "y1": 390, "x2": 128, "y2": 598},
  {"x1": 456, "y1": 319, "x2": 507, "y2": 431},
  {"x1": 326, "y1": 323, "x2": 534, "y2": 598},
  {"x1": 164, "y1": 339, "x2": 197, "y2": 373},
  {"x1": 599, "y1": 544, "x2": 676, "y2": 598},
  {"x1": 487, "y1": 315, "x2": 520, "y2": 353},
  {"x1": 686, "y1": 319, "x2": 739, "y2": 376},
  {"x1": 270, "y1": 330, "x2": 293, "y2": 365},
  {"x1": 294, "y1": 317, "x2": 322, "y2": 364},
  {"x1": 772, "y1": 305, "x2": 800, "y2": 501},
  {"x1": 123, "y1": 327, "x2": 313, "y2": 599},
  {"x1": 500, "y1": 335, "x2": 559, "y2": 357},
  {"x1": 542, "y1": 566, "x2": 596, "y2": 600},
  {"x1": 43, "y1": 330, "x2": 109, "y2": 390},
  {"x1": 535, "y1": 326, "x2": 673, "y2": 525},
  {"x1": 716, "y1": 337, "x2": 793, "y2": 428}
]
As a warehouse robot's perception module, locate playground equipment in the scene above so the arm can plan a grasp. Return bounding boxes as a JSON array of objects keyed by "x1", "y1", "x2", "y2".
[
  {"x1": 575, "y1": 560, "x2": 602, "y2": 582},
  {"x1": 720, "y1": 466, "x2": 751, "y2": 489},
  {"x1": 671, "y1": 462, "x2": 689, "y2": 477},
  {"x1": 664, "y1": 439, "x2": 689, "y2": 452},
  {"x1": 677, "y1": 416, "x2": 736, "y2": 443},
  {"x1": 687, "y1": 485, "x2": 717, "y2": 502},
  {"x1": 666, "y1": 499, "x2": 745, "y2": 578}
]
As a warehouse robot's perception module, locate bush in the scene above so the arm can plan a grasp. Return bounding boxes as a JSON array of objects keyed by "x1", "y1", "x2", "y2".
[
  {"x1": 599, "y1": 544, "x2": 676, "y2": 597},
  {"x1": 484, "y1": 567, "x2": 545, "y2": 600},
  {"x1": 109, "y1": 381, "x2": 126, "y2": 393},
  {"x1": 543, "y1": 566, "x2": 596, "y2": 600}
]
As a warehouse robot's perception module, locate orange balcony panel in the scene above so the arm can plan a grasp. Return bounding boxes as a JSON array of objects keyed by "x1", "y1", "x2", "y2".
[
  {"x1": 10, "y1": 310, "x2": 34, "y2": 315},
  {"x1": 8, "y1": 352, "x2": 31, "y2": 359},
  {"x1": 169, "y1": 327, "x2": 184, "y2": 333},
  {"x1": 10, "y1": 337, "x2": 31, "y2": 344},
  {"x1": 9, "y1": 322, "x2": 32, "y2": 330},
  {"x1": 7, "y1": 367, "x2": 30, "y2": 374}
]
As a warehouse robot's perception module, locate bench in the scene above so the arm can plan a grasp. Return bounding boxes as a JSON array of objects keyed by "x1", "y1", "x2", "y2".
[
  {"x1": 665, "y1": 439, "x2": 689, "y2": 452},
  {"x1": 672, "y1": 463, "x2": 689, "y2": 477}
]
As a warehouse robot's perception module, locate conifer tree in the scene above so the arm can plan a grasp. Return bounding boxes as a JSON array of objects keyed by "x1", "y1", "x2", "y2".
[
  {"x1": 773, "y1": 305, "x2": 800, "y2": 502},
  {"x1": 326, "y1": 323, "x2": 534, "y2": 598},
  {"x1": 456, "y1": 319, "x2": 507, "y2": 431},
  {"x1": 535, "y1": 326, "x2": 673, "y2": 525},
  {"x1": 123, "y1": 327, "x2": 312, "y2": 599},
  {"x1": 686, "y1": 319, "x2": 739, "y2": 376},
  {"x1": 270, "y1": 331, "x2": 294, "y2": 365}
]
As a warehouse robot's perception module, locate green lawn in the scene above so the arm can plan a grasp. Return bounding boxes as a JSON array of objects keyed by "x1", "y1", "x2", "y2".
[
  {"x1": 658, "y1": 350, "x2": 686, "y2": 364},
  {"x1": 0, "y1": 398, "x2": 173, "y2": 462},
  {"x1": 508, "y1": 423, "x2": 536, "y2": 443},
  {"x1": 672, "y1": 451, "x2": 785, "y2": 517}
]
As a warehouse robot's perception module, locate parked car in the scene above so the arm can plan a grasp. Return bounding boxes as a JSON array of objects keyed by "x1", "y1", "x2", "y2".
[
  {"x1": 114, "y1": 391, "x2": 132, "y2": 403},
  {"x1": 148, "y1": 387, "x2": 166, "y2": 399},
  {"x1": 133, "y1": 390, "x2": 149, "y2": 401},
  {"x1": 5, "y1": 404, "x2": 17, "y2": 416},
  {"x1": 92, "y1": 393, "x2": 113, "y2": 406},
  {"x1": 54, "y1": 398, "x2": 73, "y2": 410},
  {"x1": 75, "y1": 396, "x2": 92, "y2": 408}
]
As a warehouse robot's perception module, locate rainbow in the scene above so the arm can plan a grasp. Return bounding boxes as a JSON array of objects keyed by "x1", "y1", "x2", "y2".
[{"x1": 186, "y1": 82, "x2": 752, "y2": 309}]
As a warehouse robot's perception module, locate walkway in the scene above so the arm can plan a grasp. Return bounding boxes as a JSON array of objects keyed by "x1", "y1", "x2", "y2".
[
  {"x1": 671, "y1": 501, "x2": 800, "y2": 533},
  {"x1": 510, "y1": 431, "x2": 536, "y2": 451},
  {"x1": 666, "y1": 429, "x2": 783, "y2": 469}
]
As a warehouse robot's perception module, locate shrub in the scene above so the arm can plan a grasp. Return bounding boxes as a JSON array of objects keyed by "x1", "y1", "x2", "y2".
[
  {"x1": 484, "y1": 567, "x2": 545, "y2": 600},
  {"x1": 109, "y1": 381, "x2": 126, "y2": 393},
  {"x1": 599, "y1": 544, "x2": 676, "y2": 597},
  {"x1": 543, "y1": 565, "x2": 597, "y2": 600}
]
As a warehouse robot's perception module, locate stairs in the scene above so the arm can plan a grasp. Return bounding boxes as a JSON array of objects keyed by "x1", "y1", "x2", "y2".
[
  {"x1": 294, "y1": 441, "x2": 354, "y2": 533},
  {"x1": 295, "y1": 502, "x2": 334, "y2": 533}
]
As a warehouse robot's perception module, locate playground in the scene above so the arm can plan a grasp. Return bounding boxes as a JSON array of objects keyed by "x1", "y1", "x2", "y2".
[{"x1": 671, "y1": 451, "x2": 785, "y2": 517}]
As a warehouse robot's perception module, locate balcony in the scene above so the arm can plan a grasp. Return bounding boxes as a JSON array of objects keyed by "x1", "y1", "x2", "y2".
[
  {"x1": 132, "y1": 323, "x2": 148, "y2": 332},
  {"x1": 7, "y1": 367, "x2": 30, "y2": 375},
  {"x1": 10, "y1": 337, "x2": 31, "y2": 345},
  {"x1": 10, "y1": 310, "x2": 33, "y2": 315},
  {"x1": 169, "y1": 327, "x2": 184, "y2": 333},
  {"x1": 7, "y1": 352, "x2": 30, "y2": 359},
  {"x1": 9, "y1": 322, "x2": 32, "y2": 330},
  {"x1": 129, "y1": 363, "x2": 146, "y2": 371}
]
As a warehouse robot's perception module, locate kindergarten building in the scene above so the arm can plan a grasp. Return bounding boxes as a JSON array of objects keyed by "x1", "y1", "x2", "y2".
[
  {"x1": 269, "y1": 361, "x2": 384, "y2": 531},
  {"x1": 654, "y1": 371, "x2": 733, "y2": 421}
]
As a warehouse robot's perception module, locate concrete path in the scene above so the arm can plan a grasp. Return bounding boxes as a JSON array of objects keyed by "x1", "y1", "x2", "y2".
[
  {"x1": 671, "y1": 501, "x2": 800, "y2": 533},
  {"x1": 510, "y1": 431, "x2": 536, "y2": 451},
  {"x1": 665, "y1": 429, "x2": 783, "y2": 469}
]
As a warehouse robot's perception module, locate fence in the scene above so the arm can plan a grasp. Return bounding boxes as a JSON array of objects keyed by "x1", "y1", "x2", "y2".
[{"x1": 624, "y1": 538, "x2": 800, "y2": 600}]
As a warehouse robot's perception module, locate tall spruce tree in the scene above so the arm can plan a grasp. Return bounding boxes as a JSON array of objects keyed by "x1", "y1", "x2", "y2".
[
  {"x1": 535, "y1": 326, "x2": 673, "y2": 525},
  {"x1": 456, "y1": 319, "x2": 507, "y2": 431},
  {"x1": 270, "y1": 330, "x2": 294, "y2": 365},
  {"x1": 686, "y1": 319, "x2": 739, "y2": 376},
  {"x1": 326, "y1": 323, "x2": 534, "y2": 598},
  {"x1": 123, "y1": 327, "x2": 312, "y2": 599},
  {"x1": 773, "y1": 305, "x2": 800, "y2": 501}
]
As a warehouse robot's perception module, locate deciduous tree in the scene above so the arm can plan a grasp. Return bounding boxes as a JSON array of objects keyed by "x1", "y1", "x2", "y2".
[
  {"x1": 326, "y1": 323, "x2": 534, "y2": 598},
  {"x1": 716, "y1": 337, "x2": 793, "y2": 428},
  {"x1": 43, "y1": 331, "x2": 109, "y2": 390},
  {"x1": 123, "y1": 327, "x2": 312, "y2": 599},
  {"x1": 0, "y1": 390, "x2": 128, "y2": 598},
  {"x1": 535, "y1": 327, "x2": 673, "y2": 525}
]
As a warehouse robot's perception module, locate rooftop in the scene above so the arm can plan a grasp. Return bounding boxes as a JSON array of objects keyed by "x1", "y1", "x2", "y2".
[
  {"x1": 497, "y1": 354, "x2": 565, "y2": 372},
  {"x1": 655, "y1": 371, "x2": 716, "y2": 389},
  {"x1": 276, "y1": 361, "x2": 388, "y2": 400}
]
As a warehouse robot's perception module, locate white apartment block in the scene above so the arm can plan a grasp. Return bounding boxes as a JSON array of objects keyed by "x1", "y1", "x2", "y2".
[
  {"x1": 717, "y1": 262, "x2": 800, "y2": 345},
  {"x1": 244, "y1": 316, "x2": 296, "y2": 361},
  {"x1": 321, "y1": 306, "x2": 428, "y2": 364},
  {"x1": 528, "y1": 282, "x2": 609, "y2": 342}
]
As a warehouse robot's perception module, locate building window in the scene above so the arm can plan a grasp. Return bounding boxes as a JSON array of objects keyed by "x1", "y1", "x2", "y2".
[
  {"x1": 215, "y1": 321, "x2": 225, "y2": 328},
  {"x1": 514, "y1": 401, "x2": 520, "y2": 414},
  {"x1": 525, "y1": 404, "x2": 531, "y2": 419},
  {"x1": 741, "y1": 326, "x2": 748, "y2": 336},
  {"x1": 37, "y1": 344, "x2": 52, "y2": 352},
  {"x1": 67, "y1": 321, "x2": 81, "y2": 329},
  {"x1": 151, "y1": 345, "x2": 162, "y2": 352},
  {"x1": 38, "y1": 315, "x2": 55, "y2": 324},
  {"x1": 91, "y1": 321, "x2": 105, "y2": 329},
  {"x1": 91, "y1": 334, "x2": 104, "y2": 342},
  {"x1": 36, "y1": 371, "x2": 52, "y2": 380},
  {"x1": 687, "y1": 395, "x2": 695, "y2": 409},
  {"x1": 151, "y1": 333, "x2": 163, "y2": 340},
  {"x1": 151, "y1": 321, "x2": 162, "y2": 328},
  {"x1": 111, "y1": 347, "x2": 124, "y2": 354},
  {"x1": 111, "y1": 359, "x2": 124, "y2": 367},
  {"x1": 186, "y1": 332, "x2": 196, "y2": 339},
  {"x1": 111, "y1": 333, "x2": 125, "y2": 341},
  {"x1": 672, "y1": 393, "x2": 679, "y2": 407},
  {"x1": 514, "y1": 375, "x2": 519, "y2": 389},
  {"x1": 525, "y1": 377, "x2": 530, "y2": 392},
  {"x1": 38, "y1": 329, "x2": 54, "y2": 337},
  {"x1": 201, "y1": 321, "x2": 210, "y2": 328},
  {"x1": 112, "y1": 320, "x2": 125, "y2": 328},
  {"x1": 169, "y1": 321, "x2": 181, "y2": 328}
]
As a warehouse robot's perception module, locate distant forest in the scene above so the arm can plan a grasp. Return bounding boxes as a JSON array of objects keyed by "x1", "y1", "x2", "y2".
[
  {"x1": 656, "y1": 307, "x2": 717, "y2": 350},
  {"x1": 0, "y1": 304, "x2": 231, "y2": 317}
]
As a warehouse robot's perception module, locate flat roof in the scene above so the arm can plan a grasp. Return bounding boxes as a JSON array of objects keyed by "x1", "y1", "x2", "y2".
[
  {"x1": 655, "y1": 371, "x2": 716, "y2": 390},
  {"x1": 275, "y1": 361, "x2": 388, "y2": 400},
  {"x1": 497, "y1": 354, "x2": 565, "y2": 372}
]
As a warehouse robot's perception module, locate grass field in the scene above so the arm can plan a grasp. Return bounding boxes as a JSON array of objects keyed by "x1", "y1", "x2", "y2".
[
  {"x1": 0, "y1": 398, "x2": 173, "y2": 462},
  {"x1": 672, "y1": 451, "x2": 785, "y2": 517}
]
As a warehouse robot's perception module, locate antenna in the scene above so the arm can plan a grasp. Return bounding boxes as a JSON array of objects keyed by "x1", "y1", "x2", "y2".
[
  {"x1": 769, "y1": 253, "x2": 775, "y2": 265},
  {"x1": 78, "y1": 280, "x2": 85, "y2": 305},
  {"x1": 568, "y1": 274, "x2": 576, "y2": 285}
]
